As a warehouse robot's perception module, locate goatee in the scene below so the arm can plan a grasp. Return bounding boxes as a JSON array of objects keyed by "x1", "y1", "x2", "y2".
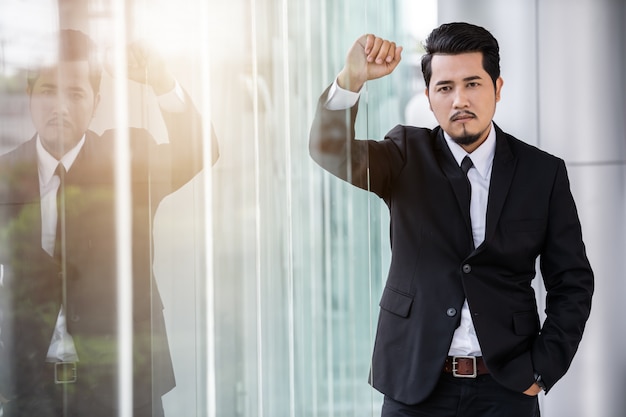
[
  {"x1": 449, "y1": 111, "x2": 483, "y2": 147},
  {"x1": 451, "y1": 131, "x2": 481, "y2": 147}
]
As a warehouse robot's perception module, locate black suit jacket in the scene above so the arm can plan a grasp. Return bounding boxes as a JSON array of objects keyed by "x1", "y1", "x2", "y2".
[
  {"x1": 0, "y1": 91, "x2": 218, "y2": 416},
  {"x1": 309, "y1": 87, "x2": 593, "y2": 405}
]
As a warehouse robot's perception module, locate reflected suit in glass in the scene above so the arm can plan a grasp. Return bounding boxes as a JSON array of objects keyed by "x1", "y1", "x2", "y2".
[{"x1": 0, "y1": 90, "x2": 217, "y2": 417}]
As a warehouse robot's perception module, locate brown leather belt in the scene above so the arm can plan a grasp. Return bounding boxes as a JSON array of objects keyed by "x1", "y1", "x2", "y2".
[
  {"x1": 0, "y1": 362, "x2": 78, "y2": 407},
  {"x1": 443, "y1": 356, "x2": 489, "y2": 378}
]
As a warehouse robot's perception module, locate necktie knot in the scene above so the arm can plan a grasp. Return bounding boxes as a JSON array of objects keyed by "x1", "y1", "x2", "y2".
[
  {"x1": 461, "y1": 155, "x2": 473, "y2": 176},
  {"x1": 55, "y1": 162, "x2": 67, "y2": 180}
]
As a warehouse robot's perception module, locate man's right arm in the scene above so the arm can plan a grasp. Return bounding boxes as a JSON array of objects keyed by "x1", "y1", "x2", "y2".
[
  {"x1": 309, "y1": 82, "x2": 365, "y2": 187},
  {"x1": 324, "y1": 78, "x2": 360, "y2": 111},
  {"x1": 105, "y1": 41, "x2": 219, "y2": 192},
  {"x1": 309, "y1": 34, "x2": 403, "y2": 190}
]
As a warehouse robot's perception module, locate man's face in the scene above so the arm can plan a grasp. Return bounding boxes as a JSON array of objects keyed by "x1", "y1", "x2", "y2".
[
  {"x1": 28, "y1": 60, "x2": 100, "y2": 159},
  {"x1": 425, "y1": 52, "x2": 503, "y2": 152}
]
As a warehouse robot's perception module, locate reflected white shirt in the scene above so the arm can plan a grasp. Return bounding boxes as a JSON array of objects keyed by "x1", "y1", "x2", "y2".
[
  {"x1": 37, "y1": 136, "x2": 83, "y2": 362},
  {"x1": 324, "y1": 78, "x2": 497, "y2": 357}
]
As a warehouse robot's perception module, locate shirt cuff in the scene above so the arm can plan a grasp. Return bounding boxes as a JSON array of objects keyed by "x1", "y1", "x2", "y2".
[
  {"x1": 157, "y1": 80, "x2": 186, "y2": 113},
  {"x1": 324, "y1": 77, "x2": 361, "y2": 110}
]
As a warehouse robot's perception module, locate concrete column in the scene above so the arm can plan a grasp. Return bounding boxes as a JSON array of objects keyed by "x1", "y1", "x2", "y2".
[{"x1": 536, "y1": 1, "x2": 625, "y2": 416}]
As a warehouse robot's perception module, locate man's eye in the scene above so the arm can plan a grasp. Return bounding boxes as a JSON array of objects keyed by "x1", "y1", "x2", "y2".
[
  {"x1": 467, "y1": 82, "x2": 479, "y2": 88},
  {"x1": 438, "y1": 86, "x2": 451, "y2": 92}
]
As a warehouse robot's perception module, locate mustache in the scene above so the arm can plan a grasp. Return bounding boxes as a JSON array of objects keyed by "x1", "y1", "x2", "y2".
[
  {"x1": 46, "y1": 117, "x2": 72, "y2": 127},
  {"x1": 450, "y1": 111, "x2": 477, "y2": 122}
]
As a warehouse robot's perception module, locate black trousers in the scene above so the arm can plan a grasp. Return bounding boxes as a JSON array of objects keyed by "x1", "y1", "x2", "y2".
[
  {"x1": 5, "y1": 393, "x2": 165, "y2": 417},
  {"x1": 4, "y1": 369, "x2": 165, "y2": 417},
  {"x1": 381, "y1": 373, "x2": 540, "y2": 417}
]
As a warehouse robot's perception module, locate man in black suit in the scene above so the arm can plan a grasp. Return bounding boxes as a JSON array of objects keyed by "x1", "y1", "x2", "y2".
[
  {"x1": 0, "y1": 29, "x2": 217, "y2": 416},
  {"x1": 309, "y1": 22, "x2": 593, "y2": 417}
]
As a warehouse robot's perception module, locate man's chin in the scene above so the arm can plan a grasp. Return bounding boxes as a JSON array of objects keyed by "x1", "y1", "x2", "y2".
[
  {"x1": 40, "y1": 135, "x2": 78, "y2": 157},
  {"x1": 451, "y1": 132, "x2": 481, "y2": 147}
]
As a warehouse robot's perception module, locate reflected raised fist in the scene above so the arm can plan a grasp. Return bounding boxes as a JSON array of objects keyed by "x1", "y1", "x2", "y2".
[{"x1": 104, "y1": 40, "x2": 175, "y2": 95}]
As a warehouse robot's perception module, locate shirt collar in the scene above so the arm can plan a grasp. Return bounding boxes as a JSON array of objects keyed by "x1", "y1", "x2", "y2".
[
  {"x1": 36, "y1": 134, "x2": 86, "y2": 187},
  {"x1": 443, "y1": 122, "x2": 496, "y2": 180}
]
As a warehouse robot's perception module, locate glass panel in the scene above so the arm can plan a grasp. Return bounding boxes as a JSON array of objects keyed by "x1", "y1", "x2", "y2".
[
  {"x1": 210, "y1": 1, "x2": 437, "y2": 416},
  {"x1": 0, "y1": 1, "x2": 213, "y2": 416}
]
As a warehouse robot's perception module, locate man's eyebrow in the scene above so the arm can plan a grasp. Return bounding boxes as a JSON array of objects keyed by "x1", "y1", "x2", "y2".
[
  {"x1": 67, "y1": 86, "x2": 87, "y2": 92},
  {"x1": 434, "y1": 75, "x2": 484, "y2": 86}
]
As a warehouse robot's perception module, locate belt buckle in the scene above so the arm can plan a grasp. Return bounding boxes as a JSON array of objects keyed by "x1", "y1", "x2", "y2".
[
  {"x1": 54, "y1": 362, "x2": 77, "y2": 384},
  {"x1": 0, "y1": 392, "x2": 11, "y2": 405},
  {"x1": 452, "y1": 355, "x2": 477, "y2": 378}
]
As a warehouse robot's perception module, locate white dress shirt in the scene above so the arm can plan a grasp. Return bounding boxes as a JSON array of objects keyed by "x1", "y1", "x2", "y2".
[
  {"x1": 324, "y1": 78, "x2": 496, "y2": 357},
  {"x1": 443, "y1": 127, "x2": 496, "y2": 356},
  {"x1": 36, "y1": 81, "x2": 187, "y2": 363}
]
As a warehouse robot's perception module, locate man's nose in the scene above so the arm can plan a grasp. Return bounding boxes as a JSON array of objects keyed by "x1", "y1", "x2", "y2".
[
  {"x1": 53, "y1": 96, "x2": 71, "y2": 114},
  {"x1": 452, "y1": 89, "x2": 470, "y2": 108}
]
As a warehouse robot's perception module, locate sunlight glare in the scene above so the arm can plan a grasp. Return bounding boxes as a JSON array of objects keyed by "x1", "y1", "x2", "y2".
[{"x1": 132, "y1": 0, "x2": 206, "y2": 57}]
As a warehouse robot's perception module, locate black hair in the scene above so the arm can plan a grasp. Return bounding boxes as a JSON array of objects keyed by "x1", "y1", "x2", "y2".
[
  {"x1": 27, "y1": 29, "x2": 102, "y2": 94},
  {"x1": 421, "y1": 22, "x2": 500, "y2": 89}
]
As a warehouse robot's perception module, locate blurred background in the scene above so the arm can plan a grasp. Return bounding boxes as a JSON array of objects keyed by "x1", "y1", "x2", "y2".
[{"x1": 0, "y1": 0, "x2": 624, "y2": 416}]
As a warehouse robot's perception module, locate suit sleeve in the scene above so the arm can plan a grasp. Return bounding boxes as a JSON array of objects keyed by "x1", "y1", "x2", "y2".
[
  {"x1": 151, "y1": 87, "x2": 219, "y2": 195},
  {"x1": 308, "y1": 85, "x2": 406, "y2": 199},
  {"x1": 532, "y1": 159, "x2": 594, "y2": 392}
]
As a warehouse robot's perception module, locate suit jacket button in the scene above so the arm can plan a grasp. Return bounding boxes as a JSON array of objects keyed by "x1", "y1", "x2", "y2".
[
  {"x1": 446, "y1": 308, "x2": 457, "y2": 317},
  {"x1": 462, "y1": 264, "x2": 472, "y2": 273}
]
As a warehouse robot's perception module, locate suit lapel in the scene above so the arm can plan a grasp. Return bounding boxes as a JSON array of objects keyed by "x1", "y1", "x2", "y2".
[
  {"x1": 4, "y1": 137, "x2": 44, "y2": 244},
  {"x1": 1, "y1": 136, "x2": 62, "y2": 313},
  {"x1": 433, "y1": 128, "x2": 473, "y2": 238},
  {"x1": 482, "y1": 125, "x2": 516, "y2": 247},
  {"x1": 69, "y1": 130, "x2": 115, "y2": 182},
  {"x1": 5, "y1": 136, "x2": 41, "y2": 203}
]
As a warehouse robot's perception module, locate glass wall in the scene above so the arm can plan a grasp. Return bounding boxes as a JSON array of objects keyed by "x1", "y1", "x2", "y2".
[
  {"x1": 0, "y1": 1, "x2": 437, "y2": 416},
  {"x1": 206, "y1": 2, "x2": 436, "y2": 416}
]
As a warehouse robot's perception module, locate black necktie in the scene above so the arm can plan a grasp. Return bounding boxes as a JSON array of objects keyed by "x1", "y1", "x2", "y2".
[
  {"x1": 54, "y1": 163, "x2": 67, "y2": 261},
  {"x1": 461, "y1": 156, "x2": 474, "y2": 249}
]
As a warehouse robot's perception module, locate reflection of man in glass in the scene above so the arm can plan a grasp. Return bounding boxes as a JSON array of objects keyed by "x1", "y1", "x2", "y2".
[{"x1": 0, "y1": 29, "x2": 217, "y2": 416}]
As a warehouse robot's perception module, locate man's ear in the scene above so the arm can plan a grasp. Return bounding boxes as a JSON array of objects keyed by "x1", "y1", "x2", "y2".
[
  {"x1": 495, "y1": 77, "x2": 504, "y2": 102},
  {"x1": 424, "y1": 87, "x2": 433, "y2": 111},
  {"x1": 92, "y1": 92, "x2": 101, "y2": 118}
]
